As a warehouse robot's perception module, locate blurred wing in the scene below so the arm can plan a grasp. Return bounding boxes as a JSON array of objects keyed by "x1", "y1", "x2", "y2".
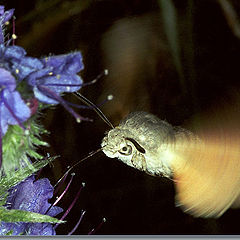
[
  {"x1": 171, "y1": 94, "x2": 240, "y2": 218},
  {"x1": 172, "y1": 134, "x2": 240, "y2": 218}
]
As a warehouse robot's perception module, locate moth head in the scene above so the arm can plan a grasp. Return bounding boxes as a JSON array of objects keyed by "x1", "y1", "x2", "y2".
[{"x1": 101, "y1": 127, "x2": 146, "y2": 167}]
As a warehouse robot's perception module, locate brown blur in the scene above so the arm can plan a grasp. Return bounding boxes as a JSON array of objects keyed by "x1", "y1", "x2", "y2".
[{"x1": 99, "y1": 13, "x2": 172, "y2": 121}]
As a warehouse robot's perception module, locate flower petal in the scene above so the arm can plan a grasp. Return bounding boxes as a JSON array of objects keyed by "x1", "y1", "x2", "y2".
[
  {"x1": 32, "y1": 86, "x2": 58, "y2": 104},
  {"x1": 0, "y1": 6, "x2": 14, "y2": 44},
  {"x1": 13, "y1": 57, "x2": 44, "y2": 81},
  {"x1": 0, "y1": 6, "x2": 14, "y2": 23},
  {"x1": 0, "y1": 222, "x2": 26, "y2": 235},
  {"x1": 3, "y1": 45, "x2": 26, "y2": 60},
  {"x1": 27, "y1": 223, "x2": 56, "y2": 235},
  {"x1": 27, "y1": 52, "x2": 84, "y2": 104},
  {"x1": 0, "y1": 67, "x2": 16, "y2": 91},
  {"x1": 1, "y1": 45, "x2": 43, "y2": 81},
  {"x1": 0, "y1": 89, "x2": 30, "y2": 136},
  {"x1": 38, "y1": 74, "x2": 82, "y2": 93},
  {"x1": 42, "y1": 52, "x2": 84, "y2": 74},
  {"x1": 27, "y1": 68, "x2": 53, "y2": 87}
]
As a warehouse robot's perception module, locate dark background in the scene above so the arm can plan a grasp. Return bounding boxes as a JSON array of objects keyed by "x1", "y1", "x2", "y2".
[{"x1": 3, "y1": 0, "x2": 240, "y2": 235}]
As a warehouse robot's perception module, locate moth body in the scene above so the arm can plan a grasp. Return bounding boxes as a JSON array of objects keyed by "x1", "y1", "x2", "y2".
[{"x1": 101, "y1": 111, "x2": 240, "y2": 218}]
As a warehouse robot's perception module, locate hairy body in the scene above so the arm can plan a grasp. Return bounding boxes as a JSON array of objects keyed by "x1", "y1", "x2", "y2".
[{"x1": 102, "y1": 111, "x2": 240, "y2": 218}]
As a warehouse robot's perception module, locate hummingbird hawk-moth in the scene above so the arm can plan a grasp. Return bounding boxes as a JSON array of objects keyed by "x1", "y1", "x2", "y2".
[
  {"x1": 73, "y1": 92, "x2": 240, "y2": 219},
  {"x1": 101, "y1": 111, "x2": 240, "y2": 218}
]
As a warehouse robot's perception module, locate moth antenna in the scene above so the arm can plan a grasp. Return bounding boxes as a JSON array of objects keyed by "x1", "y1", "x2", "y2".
[
  {"x1": 54, "y1": 148, "x2": 103, "y2": 188},
  {"x1": 73, "y1": 91, "x2": 114, "y2": 129}
]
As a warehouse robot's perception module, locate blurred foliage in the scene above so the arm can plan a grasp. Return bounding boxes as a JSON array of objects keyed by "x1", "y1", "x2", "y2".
[
  {"x1": 158, "y1": 0, "x2": 186, "y2": 93},
  {"x1": 2, "y1": 0, "x2": 240, "y2": 235}
]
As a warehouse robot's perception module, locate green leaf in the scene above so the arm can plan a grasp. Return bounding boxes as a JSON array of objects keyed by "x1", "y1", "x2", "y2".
[
  {"x1": 0, "y1": 207, "x2": 64, "y2": 224},
  {"x1": 1, "y1": 117, "x2": 49, "y2": 177}
]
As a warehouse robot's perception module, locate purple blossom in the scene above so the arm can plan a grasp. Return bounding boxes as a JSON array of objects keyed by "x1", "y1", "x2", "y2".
[
  {"x1": 27, "y1": 52, "x2": 83, "y2": 104},
  {"x1": 0, "y1": 6, "x2": 14, "y2": 44},
  {"x1": 0, "y1": 44, "x2": 43, "y2": 81},
  {"x1": 0, "y1": 5, "x2": 85, "y2": 122},
  {"x1": 0, "y1": 68, "x2": 30, "y2": 137},
  {"x1": 0, "y1": 175, "x2": 63, "y2": 235},
  {"x1": 0, "y1": 42, "x2": 85, "y2": 121},
  {"x1": 0, "y1": 43, "x2": 84, "y2": 105}
]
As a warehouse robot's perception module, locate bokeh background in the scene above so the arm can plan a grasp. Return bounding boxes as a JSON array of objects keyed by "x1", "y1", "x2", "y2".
[{"x1": 3, "y1": 0, "x2": 240, "y2": 235}]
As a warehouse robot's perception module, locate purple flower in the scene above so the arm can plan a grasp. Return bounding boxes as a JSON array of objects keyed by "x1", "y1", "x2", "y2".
[
  {"x1": 0, "y1": 43, "x2": 85, "y2": 121},
  {"x1": 0, "y1": 5, "x2": 87, "y2": 123},
  {"x1": 0, "y1": 44, "x2": 43, "y2": 81},
  {"x1": 0, "y1": 175, "x2": 63, "y2": 235},
  {"x1": 0, "y1": 6, "x2": 14, "y2": 44},
  {"x1": 27, "y1": 52, "x2": 83, "y2": 104},
  {"x1": 0, "y1": 68, "x2": 30, "y2": 137}
]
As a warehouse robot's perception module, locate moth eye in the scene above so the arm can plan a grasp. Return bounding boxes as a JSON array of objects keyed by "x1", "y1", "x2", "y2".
[{"x1": 119, "y1": 145, "x2": 132, "y2": 156}]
